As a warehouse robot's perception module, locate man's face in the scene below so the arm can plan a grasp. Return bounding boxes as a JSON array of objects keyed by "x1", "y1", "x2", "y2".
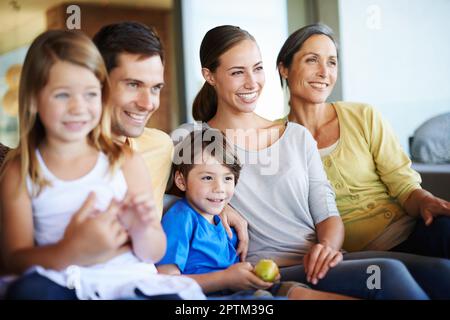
[{"x1": 108, "y1": 53, "x2": 164, "y2": 139}]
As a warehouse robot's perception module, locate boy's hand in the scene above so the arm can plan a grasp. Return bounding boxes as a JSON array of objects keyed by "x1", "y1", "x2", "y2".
[{"x1": 223, "y1": 262, "x2": 274, "y2": 291}]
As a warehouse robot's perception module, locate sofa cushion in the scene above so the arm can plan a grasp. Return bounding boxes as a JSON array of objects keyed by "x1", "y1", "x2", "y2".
[{"x1": 412, "y1": 162, "x2": 450, "y2": 201}]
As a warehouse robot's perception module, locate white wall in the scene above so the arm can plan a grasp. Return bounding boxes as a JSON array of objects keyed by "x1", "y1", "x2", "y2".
[
  {"x1": 338, "y1": 0, "x2": 450, "y2": 153},
  {"x1": 180, "y1": 0, "x2": 288, "y2": 122}
]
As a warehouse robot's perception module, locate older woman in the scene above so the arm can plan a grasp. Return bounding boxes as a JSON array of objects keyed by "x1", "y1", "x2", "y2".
[{"x1": 276, "y1": 23, "x2": 450, "y2": 259}]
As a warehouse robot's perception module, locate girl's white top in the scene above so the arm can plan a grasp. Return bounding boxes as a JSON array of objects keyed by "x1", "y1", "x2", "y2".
[{"x1": 25, "y1": 150, "x2": 205, "y2": 300}]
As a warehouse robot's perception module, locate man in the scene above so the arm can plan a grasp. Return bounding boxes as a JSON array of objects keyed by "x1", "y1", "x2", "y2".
[
  {"x1": 93, "y1": 22, "x2": 173, "y2": 218},
  {"x1": 92, "y1": 23, "x2": 248, "y2": 257}
]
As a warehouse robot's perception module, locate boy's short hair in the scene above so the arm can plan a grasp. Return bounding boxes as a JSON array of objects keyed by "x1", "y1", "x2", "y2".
[
  {"x1": 93, "y1": 21, "x2": 164, "y2": 72},
  {"x1": 173, "y1": 128, "x2": 242, "y2": 184}
]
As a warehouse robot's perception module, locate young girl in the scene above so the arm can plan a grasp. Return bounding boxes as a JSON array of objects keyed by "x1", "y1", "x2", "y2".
[{"x1": 0, "y1": 30, "x2": 204, "y2": 300}]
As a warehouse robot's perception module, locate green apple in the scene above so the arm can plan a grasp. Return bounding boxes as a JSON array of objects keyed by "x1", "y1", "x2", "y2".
[{"x1": 254, "y1": 259, "x2": 279, "y2": 282}]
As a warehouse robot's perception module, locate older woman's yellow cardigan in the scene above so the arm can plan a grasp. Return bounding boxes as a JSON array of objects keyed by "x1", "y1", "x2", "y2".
[{"x1": 321, "y1": 102, "x2": 421, "y2": 251}]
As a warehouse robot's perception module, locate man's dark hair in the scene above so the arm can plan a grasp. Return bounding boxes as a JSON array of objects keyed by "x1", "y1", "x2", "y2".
[{"x1": 93, "y1": 21, "x2": 164, "y2": 72}]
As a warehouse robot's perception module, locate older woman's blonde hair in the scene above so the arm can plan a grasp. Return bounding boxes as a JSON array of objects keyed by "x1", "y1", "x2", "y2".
[{"x1": 0, "y1": 30, "x2": 124, "y2": 195}]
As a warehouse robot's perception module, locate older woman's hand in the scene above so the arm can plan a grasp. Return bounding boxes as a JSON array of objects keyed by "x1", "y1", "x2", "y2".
[
  {"x1": 405, "y1": 189, "x2": 450, "y2": 226},
  {"x1": 418, "y1": 193, "x2": 450, "y2": 226},
  {"x1": 220, "y1": 205, "x2": 249, "y2": 261}
]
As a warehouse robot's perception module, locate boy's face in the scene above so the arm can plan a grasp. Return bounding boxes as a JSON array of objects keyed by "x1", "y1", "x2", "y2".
[{"x1": 175, "y1": 154, "x2": 236, "y2": 219}]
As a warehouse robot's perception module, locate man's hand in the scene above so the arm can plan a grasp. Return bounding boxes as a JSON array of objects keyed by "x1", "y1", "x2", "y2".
[{"x1": 221, "y1": 205, "x2": 249, "y2": 261}]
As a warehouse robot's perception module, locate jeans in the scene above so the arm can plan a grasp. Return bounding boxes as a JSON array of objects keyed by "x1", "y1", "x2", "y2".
[
  {"x1": 5, "y1": 272, "x2": 184, "y2": 300},
  {"x1": 5, "y1": 272, "x2": 77, "y2": 300},
  {"x1": 207, "y1": 282, "x2": 288, "y2": 300},
  {"x1": 391, "y1": 216, "x2": 450, "y2": 259},
  {"x1": 280, "y1": 257, "x2": 429, "y2": 300},
  {"x1": 5, "y1": 271, "x2": 282, "y2": 300},
  {"x1": 343, "y1": 251, "x2": 450, "y2": 300}
]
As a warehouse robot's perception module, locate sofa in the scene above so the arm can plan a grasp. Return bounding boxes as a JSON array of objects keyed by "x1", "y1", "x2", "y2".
[{"x1": 412, "y1": 162, "x2": 450, "y2": 201}]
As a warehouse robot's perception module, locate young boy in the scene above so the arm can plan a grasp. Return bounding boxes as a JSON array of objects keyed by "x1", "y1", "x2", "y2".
[{"x1": 157, "y1": 128, "x2": 356, "y2": 300}]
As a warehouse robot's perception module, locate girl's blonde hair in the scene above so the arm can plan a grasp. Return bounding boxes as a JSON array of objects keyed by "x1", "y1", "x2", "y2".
[{"x1": 0, "y1": 30, "x2": 124, "y2": 195}]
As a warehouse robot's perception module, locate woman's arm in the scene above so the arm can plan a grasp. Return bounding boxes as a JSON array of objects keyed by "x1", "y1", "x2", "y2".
[
  {"x1": 364, "y1": 107, "x2": 450, "y2": 223},
  {"x1": 121, "y1": 151, "x2": 167, "y2": 263},
  {"x1": 403, "y1": 188, "x2": 450, "y2": 225},
  {"x1": 302, "y1": 129, "x2": 344, "y2": 284},
  {"x1": 304, "y1": 217, "x2": 344, "y2": 285},
  {"x1": 220, "y1": 205, "x2": 249, "y2": 261},
  {"x1": 367, "y1": 106, "x2": 422, "y2": 205},
  {"x1": 316, "y1": 216, "x2": 345, "y2": 250}
]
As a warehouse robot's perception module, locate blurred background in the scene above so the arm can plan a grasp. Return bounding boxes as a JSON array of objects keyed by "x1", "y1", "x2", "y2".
[{"x1": 0, "y1": 0, "x2": 449, "y2": 157}]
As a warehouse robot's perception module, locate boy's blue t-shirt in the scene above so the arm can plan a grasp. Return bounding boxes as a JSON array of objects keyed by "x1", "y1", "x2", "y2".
[{"x1": 158, "y1": 198, "x2": 239, "y2": 274}]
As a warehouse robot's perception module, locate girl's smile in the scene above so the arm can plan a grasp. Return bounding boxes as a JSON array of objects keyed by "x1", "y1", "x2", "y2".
[{"x1": 37, "y1": 60, "x2": 102, "y2": 145}]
